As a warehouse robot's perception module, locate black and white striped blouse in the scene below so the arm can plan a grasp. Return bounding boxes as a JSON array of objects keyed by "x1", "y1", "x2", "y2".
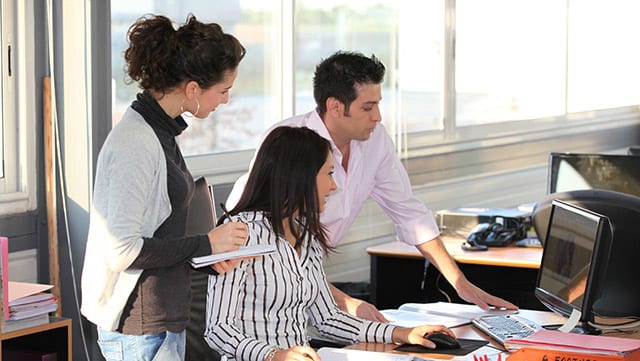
[{"x1": 204, "y1": 211, "x2": 396, "y2": 361}]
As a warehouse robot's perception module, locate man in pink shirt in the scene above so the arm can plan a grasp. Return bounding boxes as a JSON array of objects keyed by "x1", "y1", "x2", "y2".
[{"x1": 228, "y1": 51, "x2": 517, "y2": 321}]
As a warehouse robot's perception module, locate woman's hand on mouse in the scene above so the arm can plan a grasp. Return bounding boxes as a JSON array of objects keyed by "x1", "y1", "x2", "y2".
[{"x1": 392, "y1": 324, "x2": 455, "y2": 348}]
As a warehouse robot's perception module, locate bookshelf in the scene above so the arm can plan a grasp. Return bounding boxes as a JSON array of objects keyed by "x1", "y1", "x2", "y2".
[{"x1": 0, "y1": 317, "x2": 71, "y2": 361}]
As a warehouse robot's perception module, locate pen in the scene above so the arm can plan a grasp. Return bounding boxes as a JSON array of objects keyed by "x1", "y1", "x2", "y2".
[{"x1": 220, "y1": 203, "x2": 232, "y2": 220}]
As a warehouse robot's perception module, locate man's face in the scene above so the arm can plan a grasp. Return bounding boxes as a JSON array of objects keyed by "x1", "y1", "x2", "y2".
[{"x1": 340, "y1": 82, "x2": 382, "y2": 141}]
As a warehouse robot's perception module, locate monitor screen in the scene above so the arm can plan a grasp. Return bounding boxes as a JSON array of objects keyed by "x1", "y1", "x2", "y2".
[
  {"x1": 535, "y1": 200, "x2": 609, "y2": 329},
  {"x1": 547, "y1": 153, "x2": 640, "y2": 197}
]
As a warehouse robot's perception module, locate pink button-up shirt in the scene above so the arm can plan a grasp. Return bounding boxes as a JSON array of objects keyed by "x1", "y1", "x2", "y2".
[{"x1": 227, "y1": 110, "x2": 440, "y2": 248}]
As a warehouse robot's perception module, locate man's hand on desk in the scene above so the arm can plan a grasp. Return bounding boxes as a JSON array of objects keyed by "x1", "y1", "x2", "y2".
[
  {"x1": 456, "y1": 278, "x2": 518, "y2": 311},
  {"x1": 416, "y1": 236, "x2": 518, "y2": 311}
]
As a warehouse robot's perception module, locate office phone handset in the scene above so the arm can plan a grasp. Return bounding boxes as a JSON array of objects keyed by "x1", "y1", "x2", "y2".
[{"x1": 463, "y1": 222, "x2": 518, "y2": 250}]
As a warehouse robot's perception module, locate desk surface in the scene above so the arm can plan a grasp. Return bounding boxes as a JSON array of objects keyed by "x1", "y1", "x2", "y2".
[
  {"x1": 366, "y1": 236, "x2": 543, "y2": 269},
  {"x1": 344, "y1": 306, "x2": 639, "y2": 360}
]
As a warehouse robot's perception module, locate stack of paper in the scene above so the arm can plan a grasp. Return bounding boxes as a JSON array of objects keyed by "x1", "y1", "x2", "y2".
[
  {"x1": 0, "y1": 237, "x2": 56, "y2": 333},
  {"x1": 7, "y1": 281, "x2": 58, "y2": 321},
  {"x1": 189, "y1": 244, "x2": 276, "y2": 268}
]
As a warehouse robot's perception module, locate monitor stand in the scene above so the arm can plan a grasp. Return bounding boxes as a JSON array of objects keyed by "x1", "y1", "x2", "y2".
[{"x1": 555, "y1": 310, "x2": 601, "y2": 335}]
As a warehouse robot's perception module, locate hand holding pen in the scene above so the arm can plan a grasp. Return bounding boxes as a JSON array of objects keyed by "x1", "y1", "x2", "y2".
[{"x1": 205, "y1": 203, "x2": 248, "y2": 274}]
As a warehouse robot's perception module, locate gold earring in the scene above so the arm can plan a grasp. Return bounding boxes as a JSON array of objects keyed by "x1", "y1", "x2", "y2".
[{"x1": 193, "y1": 98, "x2": 201, "y2": 118}]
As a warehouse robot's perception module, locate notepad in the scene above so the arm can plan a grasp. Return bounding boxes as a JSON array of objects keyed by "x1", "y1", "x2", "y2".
[{"x1": 189, "y1": 244, "x2": 276, "y2": 268}]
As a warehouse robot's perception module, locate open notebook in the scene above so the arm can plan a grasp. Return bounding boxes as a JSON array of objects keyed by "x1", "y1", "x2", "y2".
[{"x1": 380, "y1": 308, "x2": 468, "y2": 328}]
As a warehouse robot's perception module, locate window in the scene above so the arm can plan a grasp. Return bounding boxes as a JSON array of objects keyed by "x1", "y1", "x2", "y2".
[
  {"x1": 294, "y1": 1, "x2": 446, "y2": 137},
  {"x1": 567, "y1": 1, "x2": 640, "y2": 112},
  {"x1": 456, "y1": 0, "x2": 567, "y2": 126},
  {"x1": 1, "y1": 5, "x2": 6, "y2": 179},
  {"x1": 0, "y1": 0, "x2": 37, "y2": 215},
  {"x1": 109, "y1": 1, "x2": 640, "y2": 159},
  {"x1": 111, "y1": 0, "x2": 282, "y2": 156}
]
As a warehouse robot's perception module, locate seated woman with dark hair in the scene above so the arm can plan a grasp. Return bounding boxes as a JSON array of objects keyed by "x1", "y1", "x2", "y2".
[{"x1": 204, "y1": 126, "x2": 455, "y2": 361}]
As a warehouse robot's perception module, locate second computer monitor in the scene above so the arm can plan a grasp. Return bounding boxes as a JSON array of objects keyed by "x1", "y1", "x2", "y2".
[{"x1": 547, "y1": 152, "x2": 640, "y2": 197}]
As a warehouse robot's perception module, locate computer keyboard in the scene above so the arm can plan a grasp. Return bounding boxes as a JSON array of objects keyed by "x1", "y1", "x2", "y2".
[{"x1": 472, "y1": 314, "x2": 543, "y2": 345}]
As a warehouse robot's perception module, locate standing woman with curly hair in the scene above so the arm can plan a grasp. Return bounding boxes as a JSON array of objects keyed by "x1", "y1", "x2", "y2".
[{"x1": 80, "y1": 14, "x2": 248, "y2": 361}]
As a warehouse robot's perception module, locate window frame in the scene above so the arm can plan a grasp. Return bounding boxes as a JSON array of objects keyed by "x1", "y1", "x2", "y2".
[
  {"x1": 0, "y1": 0, "x2": 37, "y2": 216},
  {"x1": 184, "y1": 1, "x2": 640, "y2": 185}
]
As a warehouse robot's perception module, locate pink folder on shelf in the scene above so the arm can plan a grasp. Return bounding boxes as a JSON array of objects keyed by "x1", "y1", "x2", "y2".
[
  {"x1": 8, "y1": 282, "x2": 54, "y2": 304},
  {"x1": 0, "y1": 237, "x2": 55, "y2": 321},
  {"x1": 1, "y1": 236, "x2": 9, "y2": 320}
]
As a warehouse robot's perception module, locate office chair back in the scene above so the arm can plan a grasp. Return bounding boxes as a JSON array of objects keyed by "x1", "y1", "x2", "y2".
[
  {"x1": 211, "y1": 182, "x2": 235, "y2": 223},
  {"x1": 185, "y1": 179, "x2": 235, "y2": 361},
  {"x1": 531, "y1": 189, "x2": 640, "y2": 317}
]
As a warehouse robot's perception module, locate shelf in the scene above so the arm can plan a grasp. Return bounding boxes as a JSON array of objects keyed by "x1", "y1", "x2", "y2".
[{"x1": 1, "y1": 317, "x2": 71, "y2": 361}]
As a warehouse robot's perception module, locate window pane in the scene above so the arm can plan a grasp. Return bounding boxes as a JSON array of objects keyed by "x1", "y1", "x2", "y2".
[
  {"x1": 397, "y1": 2, "x2": 444, "y2": 133},
  {"x1": 567, "y1": 1, "x2": 640, "y2": 112},
  {"x1": 456, "y1": 0, "x2": 567, "y2": 126},
  {"x1": 111, "y1": 0, "x2": 279, "y2": 155}
]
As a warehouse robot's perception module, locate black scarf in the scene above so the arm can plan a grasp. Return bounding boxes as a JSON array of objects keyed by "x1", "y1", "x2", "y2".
[{"x1": 131, "y1": 91, "x2": 188, "y2": 140}]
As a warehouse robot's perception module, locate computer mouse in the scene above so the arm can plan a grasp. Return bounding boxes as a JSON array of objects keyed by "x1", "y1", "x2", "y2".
[{"x1": 425, "y1": 332, "x2": 461, "y2": 349}]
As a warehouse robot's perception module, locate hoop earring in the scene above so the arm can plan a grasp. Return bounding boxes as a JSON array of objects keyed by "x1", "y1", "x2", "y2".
[
  {"x1": 179, "y1": 98, "x2": 201, "y2": 118},
  {"x1": 193, "y1": 98, "x2": 201, "y2": 118}
]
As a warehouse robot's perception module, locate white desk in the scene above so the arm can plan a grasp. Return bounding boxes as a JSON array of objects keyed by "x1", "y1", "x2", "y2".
[{"x1": 343, "y1": 304, "x2": 638, "y2": 360}]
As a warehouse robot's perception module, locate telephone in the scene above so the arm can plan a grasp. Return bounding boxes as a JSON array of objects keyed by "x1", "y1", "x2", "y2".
[{"x1": 462, "y1": 222, "x2": 519, "y2": 250}]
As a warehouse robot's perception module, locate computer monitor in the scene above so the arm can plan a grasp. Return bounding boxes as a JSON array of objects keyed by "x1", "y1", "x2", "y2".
[
  {"x1": 547, "y1": 152, "x2": 640, "y2": 197},
  {"x1": 535, "y1": 199, "x2": 611, "y2": 334}
]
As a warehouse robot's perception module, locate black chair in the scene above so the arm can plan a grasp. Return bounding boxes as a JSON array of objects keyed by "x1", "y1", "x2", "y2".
[
  {"x1": 211, "y1": 182, "x2": 235, "y2": 224},
  {"x1": 531, "y1": 189, "x2": 640, "y2": 318}
]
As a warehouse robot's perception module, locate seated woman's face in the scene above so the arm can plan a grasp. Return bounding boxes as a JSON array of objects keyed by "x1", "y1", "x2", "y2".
[{"x1": 316, "y1": 152, "x2": 337, "y2": 213}]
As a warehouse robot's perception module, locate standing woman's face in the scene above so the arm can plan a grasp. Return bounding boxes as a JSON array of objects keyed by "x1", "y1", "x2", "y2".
[
  {"x1": 316, "y1": 151, "x2": 337, "y2": 213},
  {"x1": 199, "y1": 67, "x2": 239, "y2": 116}
]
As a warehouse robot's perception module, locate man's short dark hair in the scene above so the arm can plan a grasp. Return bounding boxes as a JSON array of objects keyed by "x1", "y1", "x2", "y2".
[{"x1": 313, "y1": 51, "x2": 386, "y2": 117}]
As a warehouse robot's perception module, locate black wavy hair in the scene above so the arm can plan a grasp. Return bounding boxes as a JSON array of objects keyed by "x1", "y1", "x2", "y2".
[{"x1": 228, "y1": 126, "x2": 333, "y2": 252}]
